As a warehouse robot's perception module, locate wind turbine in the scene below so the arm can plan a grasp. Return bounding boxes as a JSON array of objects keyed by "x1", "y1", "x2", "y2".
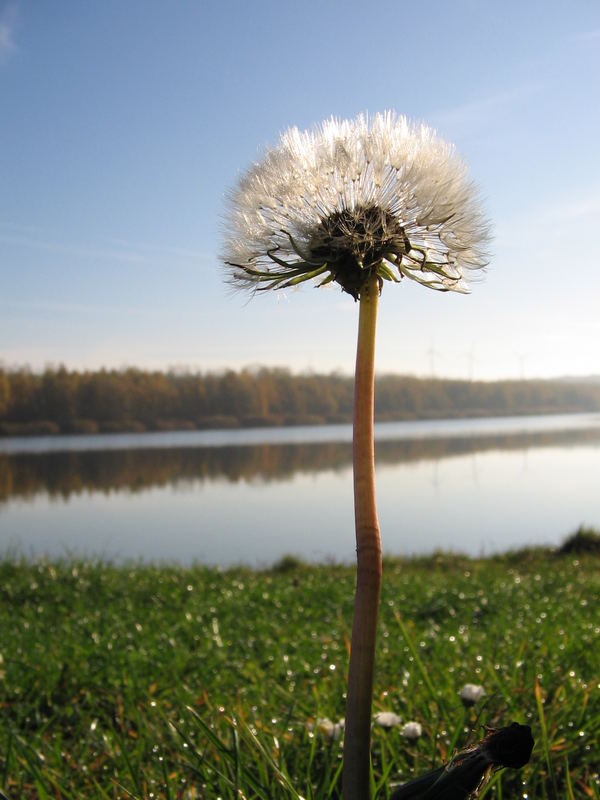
[{"x1": 426, "y1": 344, "x2": 441, "y2": 378}]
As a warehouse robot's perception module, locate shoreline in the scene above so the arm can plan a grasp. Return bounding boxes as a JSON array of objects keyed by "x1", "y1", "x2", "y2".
[
  {"x1": 2, "y1": 404, "x2": 600, "y2": 440},
  {"x1": 2, "y1": 528, "x2": 598, "y2": 570},
  {"x1": 2, "y1": 409, "x2": 600, "y2": 455}
]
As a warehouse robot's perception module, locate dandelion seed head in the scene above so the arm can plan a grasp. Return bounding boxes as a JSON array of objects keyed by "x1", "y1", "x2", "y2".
[
  {"x1": 373, "y1": 711, "x2": 402, "y2": 729},
  {"x1": 223, "y1": 111, "x2": 491, "y2": 299},
  {"x1": 459, "y1": 683, "x2": 486, "y2": 706},
  {"x1": 308, "y1": 717, "x2": 345, "y2": 740},
  {"x1": 401, "y1": 721, "x2": 423, "y2": 740}
]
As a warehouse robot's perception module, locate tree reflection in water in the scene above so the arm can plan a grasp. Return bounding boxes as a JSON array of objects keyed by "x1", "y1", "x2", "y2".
[{"x1": 2, "y1": 425, "x2": 600, "y2": 504}]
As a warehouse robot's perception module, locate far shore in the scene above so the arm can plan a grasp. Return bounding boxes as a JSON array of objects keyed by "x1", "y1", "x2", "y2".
[
  {"x1": 3, "y1": 366, "x2": 600, "y2": 439},
  {"x1": 3, "y1": 405, "x2": 600, "y2": 440}
]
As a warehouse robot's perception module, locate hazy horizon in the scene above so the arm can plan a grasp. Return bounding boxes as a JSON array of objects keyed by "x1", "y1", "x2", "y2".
[{"x1": 2, "y1": 359, "x2": 600, "y2": 386}]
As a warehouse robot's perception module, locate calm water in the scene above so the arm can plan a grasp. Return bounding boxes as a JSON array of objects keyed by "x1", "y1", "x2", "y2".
[{"x1": 1, "y1": 413, "x2": 600, "y2": 566}]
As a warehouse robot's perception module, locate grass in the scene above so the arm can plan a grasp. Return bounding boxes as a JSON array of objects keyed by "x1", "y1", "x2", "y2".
[{"x1": 0, "y1": 549, "x2": 599, "y2": 799}]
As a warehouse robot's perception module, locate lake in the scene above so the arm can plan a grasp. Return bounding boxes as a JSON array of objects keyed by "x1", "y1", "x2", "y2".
[{"x1": 1, "y1": 413, "x2": 600, "y2": 566}]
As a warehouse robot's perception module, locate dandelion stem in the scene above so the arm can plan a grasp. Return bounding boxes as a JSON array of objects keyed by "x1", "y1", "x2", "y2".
[{"x1": 343, "y1": 273, "x2": 382, "y2": 800}]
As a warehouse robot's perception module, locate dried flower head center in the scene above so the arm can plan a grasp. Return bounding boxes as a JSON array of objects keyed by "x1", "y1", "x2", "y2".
[{"x1": 309, "y1": 206, "x2": 410, "y2": 298}]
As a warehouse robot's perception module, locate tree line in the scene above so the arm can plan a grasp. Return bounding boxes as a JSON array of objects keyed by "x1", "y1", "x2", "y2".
[{"x1": 1, "y1": 365, "x2": 599, "y2": 436}]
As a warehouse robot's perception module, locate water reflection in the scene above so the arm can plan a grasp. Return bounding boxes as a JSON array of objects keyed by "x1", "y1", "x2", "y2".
[
  {"x1": 2, "y1": 424, "x2": 600, "y2": 504},
  {"x1": 2, "y1": 418, "x2": 600, "y2": 564}
]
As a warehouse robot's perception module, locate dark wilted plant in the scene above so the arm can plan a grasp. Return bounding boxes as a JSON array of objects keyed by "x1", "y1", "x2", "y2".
[
  {"x1": 389, "y1": 722, "x2": 534, "y2": 799},
  {"x1": 223, "y1": 111, "x2": 490, "y2": 800}
]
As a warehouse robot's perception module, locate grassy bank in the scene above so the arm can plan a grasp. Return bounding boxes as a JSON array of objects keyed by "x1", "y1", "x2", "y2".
[{"x1": 1, "y1": 548, "x2": 599, "y2": 799}]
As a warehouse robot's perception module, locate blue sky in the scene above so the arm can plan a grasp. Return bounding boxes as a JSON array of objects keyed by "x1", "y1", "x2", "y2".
[{"x1": 1, "y1": 0, "x2": 599, "y2": 380}]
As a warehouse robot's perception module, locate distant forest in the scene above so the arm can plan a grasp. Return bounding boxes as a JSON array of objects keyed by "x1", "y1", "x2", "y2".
[{"x1": 1, "y1": 365, "x2": 600, "y2": 436}]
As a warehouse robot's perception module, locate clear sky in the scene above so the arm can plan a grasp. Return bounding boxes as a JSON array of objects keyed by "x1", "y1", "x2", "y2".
[{"x1": 1, "y1": 0, "x2": 599, "y2": 380}]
